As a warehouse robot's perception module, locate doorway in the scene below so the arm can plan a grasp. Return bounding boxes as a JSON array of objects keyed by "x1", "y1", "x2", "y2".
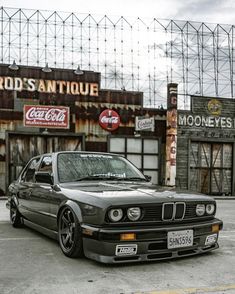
[{"x1": 189, "y1": 141, "x2": 232, "y2": 195}]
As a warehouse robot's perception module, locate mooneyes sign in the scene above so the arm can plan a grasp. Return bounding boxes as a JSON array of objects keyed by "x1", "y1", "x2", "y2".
[
  {"x1": 178, "y1": 99, "x2": 235, "y2": 129},
  {"x1": 0, "y1": 76, "x2": 99, "y2": 96}
]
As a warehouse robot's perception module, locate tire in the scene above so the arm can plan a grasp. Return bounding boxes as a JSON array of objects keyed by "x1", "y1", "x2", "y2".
[
  {"x1": 58, "y1": 206, "x2": 83, "y2": 258},
  {"x1": 10, "y1": 200, "x2": 23, "y2": 228}
]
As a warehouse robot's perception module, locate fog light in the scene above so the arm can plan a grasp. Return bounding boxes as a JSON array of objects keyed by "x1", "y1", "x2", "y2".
[
  {"x1": 120, "y1": 233, "x2": 136, "y2": 241},
  {"x1": 212, "y1": 224, "x2": 220, "y2": 233}
]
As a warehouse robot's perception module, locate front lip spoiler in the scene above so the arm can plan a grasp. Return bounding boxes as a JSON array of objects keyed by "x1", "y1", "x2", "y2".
[{"x1": 84, "y1": 242, "x2": 219, "y2": 264}]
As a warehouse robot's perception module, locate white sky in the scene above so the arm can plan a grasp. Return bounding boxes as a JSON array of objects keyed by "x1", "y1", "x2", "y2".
[{"x1": 1, "y1": 0, "x2": 235, "y2": 25}]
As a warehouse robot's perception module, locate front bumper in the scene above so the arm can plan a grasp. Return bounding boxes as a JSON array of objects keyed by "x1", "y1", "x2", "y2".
[{"x1": 81, "y1": 218, "x2": 223, "y2": 263}]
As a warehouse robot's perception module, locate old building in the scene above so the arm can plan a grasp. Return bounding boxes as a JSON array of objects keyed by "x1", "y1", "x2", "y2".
[
  {"x1": 0, "y1": 64, "x2": 166, "y2": 196},
  {"x1": 177, "y1": 96, "x2": 235, "y2": 196},
  {"x1": 1, "y1": 62, "x2": 234, "y2": 197}
]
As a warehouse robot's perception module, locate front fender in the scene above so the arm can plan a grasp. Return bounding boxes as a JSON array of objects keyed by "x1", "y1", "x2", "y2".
[
  {"x1": 57, "y1": 200, "x2": 83, "y2": 224},
  {"x1": 6, "y1": 194, "x2": 19, "y2": 210}
]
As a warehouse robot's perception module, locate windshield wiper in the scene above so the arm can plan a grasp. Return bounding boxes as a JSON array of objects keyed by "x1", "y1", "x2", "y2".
[
  {"x1": 75, "y1": 175, "x2": 107, "y2": 181},
  {"x1": 75, "y1": 175, "x2": 126, "y2": 181}
]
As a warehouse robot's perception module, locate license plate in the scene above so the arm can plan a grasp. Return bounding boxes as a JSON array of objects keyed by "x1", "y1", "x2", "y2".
[
  {"x1": 115, "y1": 244, "x2": 137, "y2": 256},
  {"x1": 167, "y1": 230, "x2": 193, "y2": 249}
]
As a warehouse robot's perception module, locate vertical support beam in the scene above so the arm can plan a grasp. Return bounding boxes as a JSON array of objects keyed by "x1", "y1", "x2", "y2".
[{"x1": 165, "y1": 83, "x2": 178, "y2": 186}]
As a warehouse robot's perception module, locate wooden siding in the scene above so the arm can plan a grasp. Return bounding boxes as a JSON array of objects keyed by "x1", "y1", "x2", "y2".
[{"x1": 177, "y1": 96, "x2": 235, "y2": 194}]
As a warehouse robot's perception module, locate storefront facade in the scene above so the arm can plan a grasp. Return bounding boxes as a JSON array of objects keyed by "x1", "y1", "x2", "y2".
[
  {"x1": 0, "y1": 64, "x2": 166, "y2": 195},
  {"x1": 2, "y1": 63, "x2": 234, "y2": 196},
  {"x1": 177, "y1": 96, "x2": 235, "y2": 196}
]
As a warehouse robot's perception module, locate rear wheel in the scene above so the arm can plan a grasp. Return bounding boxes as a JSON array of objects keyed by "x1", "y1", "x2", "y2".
[
  {"x1": 10, "y1": 200, "x2": 23, "y2": 227},
  {"x1": 58, "y1": 206, "x2": 83, "y2": 258}
]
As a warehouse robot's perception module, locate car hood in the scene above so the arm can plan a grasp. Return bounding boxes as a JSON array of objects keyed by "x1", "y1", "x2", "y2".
[{"x1": 59, "y1": 181, "x2": 214, "y2": 207}]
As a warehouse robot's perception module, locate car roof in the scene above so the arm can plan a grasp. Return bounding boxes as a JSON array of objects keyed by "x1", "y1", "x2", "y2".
[{"x1": 35, "y1": 151, "x2": 119, "y2": 157}]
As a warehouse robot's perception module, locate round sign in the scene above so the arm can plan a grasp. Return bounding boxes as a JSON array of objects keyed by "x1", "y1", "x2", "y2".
[{"x1": 99, "y1": 109, "x2": 120, "y2": 131}]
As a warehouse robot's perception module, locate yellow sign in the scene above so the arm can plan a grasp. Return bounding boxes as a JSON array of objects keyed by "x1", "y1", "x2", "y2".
[{"x1": 208, "y1": 99, "x2": 222, "y2": 115}]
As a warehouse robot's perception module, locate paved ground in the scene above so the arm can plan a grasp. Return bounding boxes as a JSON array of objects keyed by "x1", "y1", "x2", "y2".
[{"x1": 0, "y1": 199, "x2": 235, "y2": 294}]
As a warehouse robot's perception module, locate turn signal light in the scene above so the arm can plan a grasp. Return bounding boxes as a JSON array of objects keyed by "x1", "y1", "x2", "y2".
[
  {"x1": 120, "y1": 233, "x2": 136, "y2": 241},
  {"x1": 212, "y1": 224, "x2": 220, "y2": 233}
]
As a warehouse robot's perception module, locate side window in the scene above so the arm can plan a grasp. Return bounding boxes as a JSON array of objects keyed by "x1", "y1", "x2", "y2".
[
  {"x1": 21, "y1": 158, "x2": 40, "y2": 183},
  {"x1": 39, "y1": 156, "x2": 52, "y2": 173}
]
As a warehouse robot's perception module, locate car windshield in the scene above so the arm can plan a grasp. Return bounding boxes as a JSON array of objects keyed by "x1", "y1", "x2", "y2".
[{"x1": 57, "y1": 153, "x2": 146, "y2": 183}]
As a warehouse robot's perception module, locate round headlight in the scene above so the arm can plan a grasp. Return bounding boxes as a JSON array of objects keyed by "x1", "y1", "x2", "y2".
[
  {"x1": 127, "y1": 207, "x2": 141, "y2": 221},
  {"x1": 206, "y1": 204, "x2": 215, "y2": 215},
  {"x1": 108, "y1": 208, "x2": 123, "y2": 222},
  {"x1": 196, "y1": 204, "x2": 205, "y2": 216}
]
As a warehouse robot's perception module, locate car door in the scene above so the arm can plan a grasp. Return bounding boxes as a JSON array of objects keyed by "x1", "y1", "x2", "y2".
[
  {"x1": 17, "y1": 157, "x2": 41, "y2": 221},
  {"x1": 29, "y1": 155, "x2": 56, "y2": 229}
]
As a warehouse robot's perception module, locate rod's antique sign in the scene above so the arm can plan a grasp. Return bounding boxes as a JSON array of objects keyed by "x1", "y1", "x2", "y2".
[
  {"x1": 0, "y1": 76, "x2": 99, "y2": 96},
  {"x1": 24, "y1": 105, "x2": 70, "y2": 129}
]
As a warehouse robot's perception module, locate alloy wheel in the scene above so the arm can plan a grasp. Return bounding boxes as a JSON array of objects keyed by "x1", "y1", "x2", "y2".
[{"x1": 59, "y1": 208, "x2": 76, "y2": 252}]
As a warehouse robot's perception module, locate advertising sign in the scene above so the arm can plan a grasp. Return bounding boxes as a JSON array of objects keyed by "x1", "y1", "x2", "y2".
[
  {"x1": 99, "y1": 109, "x2": 120, "y2": 131},
  {"x1": 135, "y1": 117, "x2": 154, "y2": 131},
  {"x1": 165, "y1": 83, "x2": 178, "y2": 186},
  {"x1": 24, "y1": 105, "x2": 70, "y2": 129},
  {"x1": 0, "y1": 76, "x2": 99, "y2": 97}
]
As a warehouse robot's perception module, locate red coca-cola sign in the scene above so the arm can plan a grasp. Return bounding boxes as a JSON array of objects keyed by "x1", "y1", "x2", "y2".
[
  {"x1": 99, "y1": 109, "x2": 120, "y2": 131},
  {"x1": 24, "y1": 105, "x2": 70, "y2": 129}
]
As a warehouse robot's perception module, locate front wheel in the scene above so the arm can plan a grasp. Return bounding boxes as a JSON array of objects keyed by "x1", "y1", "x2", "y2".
[
  {"x1": 10, "y1": 200, "x2": 23, "y2": 227},
  {"x1": 58, "y1": 206, "x2": 83, "y2": 258}
]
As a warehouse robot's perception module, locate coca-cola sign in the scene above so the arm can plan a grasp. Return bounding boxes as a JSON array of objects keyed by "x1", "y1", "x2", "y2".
[
  {"x1": 24, "y1": 105, "x2": 70, "y2": 129},
  {"x1": 99, "y1": 109, "x2": 120, "y2": 131}
]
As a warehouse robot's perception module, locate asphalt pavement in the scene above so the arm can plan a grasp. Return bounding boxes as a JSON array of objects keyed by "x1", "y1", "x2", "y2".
[{"x1": 0, "y1": 198, "x2": 235, "y2": 294}]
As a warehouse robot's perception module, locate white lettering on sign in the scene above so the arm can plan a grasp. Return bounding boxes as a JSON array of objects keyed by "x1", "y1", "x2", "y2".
[
  {"x1": 178, "y1": 114, "x2": 235, "y2": 129},
  {"x1": 26, "y1": 107, "x2": 66, "y2": 122},
  {"x1": 100, "y1": 116, "x2": 119, "y2": 124},
  {"x1": 0, "y1": 76, "x2": 99, "y2": 97}
]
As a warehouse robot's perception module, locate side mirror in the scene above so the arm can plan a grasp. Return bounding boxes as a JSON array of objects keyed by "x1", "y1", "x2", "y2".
[
  {"x1": 35, "y1": 171, "x2": 54, "y2": 185},
  {"x1": 144, "y1": 175, "x2": 152, "y2": 182}
]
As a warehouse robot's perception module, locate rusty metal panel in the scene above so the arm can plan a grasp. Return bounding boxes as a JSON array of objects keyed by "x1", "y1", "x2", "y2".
[{"x1": 0, "y1": 91, "x2": 14, "y2": 109}]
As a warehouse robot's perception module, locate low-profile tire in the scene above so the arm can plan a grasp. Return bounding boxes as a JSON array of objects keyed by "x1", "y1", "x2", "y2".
[
  {"x1": 58, "y1": 206, "x2": 83, "y2": 258},
  {"x1": 10, "y1": 200, "x2": 23, "y2": 228}
]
